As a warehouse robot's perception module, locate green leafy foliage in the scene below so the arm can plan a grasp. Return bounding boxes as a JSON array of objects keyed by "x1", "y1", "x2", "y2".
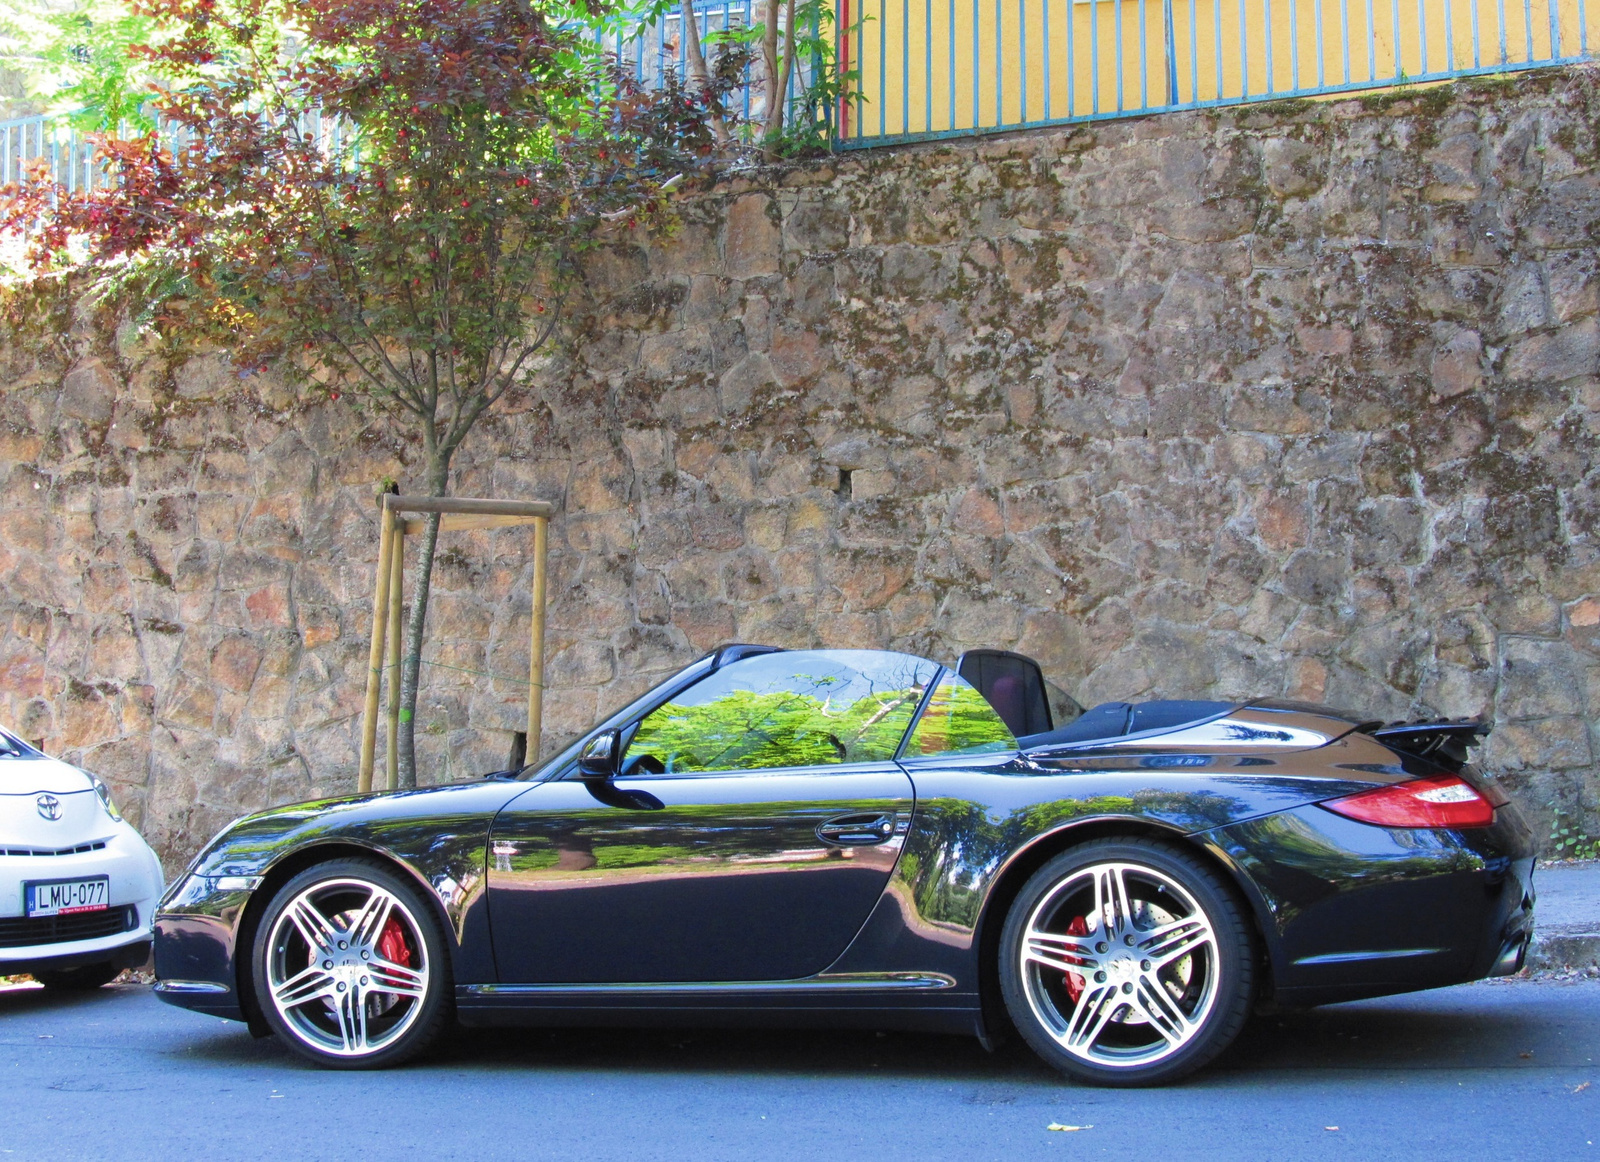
[
  {"x1": 1549, "y1": 803, "x2": 1600, "y2": 860},
  {"x1": 0, "y1": 0, "x2": 154, "y2": 129},
  {"x1": 36, "y1": 3, "x2": 160, "y2": 131},
  {"x1": 4, "y1": 0, "x2": 719, "y2": 433},
  {"x1": 0, "y1": 0, "x2": 720, "y2": 789}
]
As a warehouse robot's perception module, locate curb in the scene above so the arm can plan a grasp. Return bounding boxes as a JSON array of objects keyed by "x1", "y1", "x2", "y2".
[{"x1": 1526, "y1": 931, "x2": 1600, "y2": 972}]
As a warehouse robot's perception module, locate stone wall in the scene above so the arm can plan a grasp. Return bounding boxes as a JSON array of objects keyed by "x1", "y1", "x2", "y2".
[{"x1": 6, "y1": 67, "x2": 1600, "y2": 869}]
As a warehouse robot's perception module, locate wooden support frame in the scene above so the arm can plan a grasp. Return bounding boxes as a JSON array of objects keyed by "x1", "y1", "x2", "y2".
[{"x1": 358, "y1": 494, "x2": 555, "y2": 794}]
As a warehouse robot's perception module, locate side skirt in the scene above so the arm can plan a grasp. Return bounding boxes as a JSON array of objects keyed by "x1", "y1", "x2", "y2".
[{"x1": 455, "y1": 972, "x2": 982, "y2": 1035}]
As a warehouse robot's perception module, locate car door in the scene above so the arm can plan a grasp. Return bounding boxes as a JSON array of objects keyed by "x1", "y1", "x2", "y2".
[{"x1": 486, "y1": 649, "x2": 939, "y2": 984}]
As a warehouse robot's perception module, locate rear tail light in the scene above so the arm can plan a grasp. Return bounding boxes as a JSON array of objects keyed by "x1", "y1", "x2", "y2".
[{"x1": 1320, "y1": 774, "x2": 1495, "y2": 829}]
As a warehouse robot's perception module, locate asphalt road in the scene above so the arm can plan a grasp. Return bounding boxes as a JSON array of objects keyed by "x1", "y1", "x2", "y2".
[{"x1": 1, "y1": 980, "x2": 1597, "y2": 1161}]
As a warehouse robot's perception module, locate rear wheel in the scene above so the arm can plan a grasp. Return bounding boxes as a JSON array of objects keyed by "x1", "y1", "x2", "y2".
[
  {"x1": 251, "y1": 858, "x2": 453, "y2": 1069},
  {"x1": 34, "y1": 963, "x2": 119, "y2": 990},
  {"x1": 999, "y1": 837, "x2": 1254, "y2": 1086}
]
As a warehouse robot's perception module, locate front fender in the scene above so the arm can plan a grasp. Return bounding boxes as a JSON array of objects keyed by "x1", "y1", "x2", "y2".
[{"x1": 155, "y1": 781, "x2": 530, "y2": 1010}]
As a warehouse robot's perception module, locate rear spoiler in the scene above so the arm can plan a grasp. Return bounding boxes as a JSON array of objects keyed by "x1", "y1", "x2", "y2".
[{"x1": 1368, "y1": 718, "x2": 1489, "y2": 768}]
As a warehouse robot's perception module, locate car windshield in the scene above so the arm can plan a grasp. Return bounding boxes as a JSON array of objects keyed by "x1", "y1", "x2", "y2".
[
  {"x1": 626, "y1": 649, "x2": 939, "y2": 773},
  {"x1": 0, "y1": 729, "x2": 36, "y2": 758},
  {"x1": 512, "y1": 655, "x2": 718, "y2": 780}
]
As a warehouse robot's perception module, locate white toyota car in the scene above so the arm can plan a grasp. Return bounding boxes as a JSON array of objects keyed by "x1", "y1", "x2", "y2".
[{"x1": 1, "y1": 727, "x2": 164, "y2": 988}]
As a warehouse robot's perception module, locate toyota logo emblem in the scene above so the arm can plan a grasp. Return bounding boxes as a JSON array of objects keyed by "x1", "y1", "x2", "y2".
[{"x1": 36, "y1": 794, "x2": 61, "y2": 821}]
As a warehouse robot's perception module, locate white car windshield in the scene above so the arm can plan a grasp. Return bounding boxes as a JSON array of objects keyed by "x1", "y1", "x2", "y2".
[{"x1": 0, "y1": 730, "x2": 37, "y2": 759}]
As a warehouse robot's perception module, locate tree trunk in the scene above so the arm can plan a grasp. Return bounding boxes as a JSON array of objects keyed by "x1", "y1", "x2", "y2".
[
  {"x1": 394, "y1": 450, "x2": 452, "y2": 789},
  {"x1": 761, "y1": 0, "x2": 781, "y2": 142},
  {"x1": 766, "y1": 0, "x2": 799, "y2": 153},
  {"x1": 680, "y1": 0, "x2": 732, "y2": 146}
]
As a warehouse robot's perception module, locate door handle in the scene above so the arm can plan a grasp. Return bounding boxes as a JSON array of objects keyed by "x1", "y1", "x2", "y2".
[{"x1": 817, "y1": 812, "x2": 896, "y2": 846}]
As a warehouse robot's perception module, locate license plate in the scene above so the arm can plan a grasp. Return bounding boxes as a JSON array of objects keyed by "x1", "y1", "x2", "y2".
[{"x1": 25, "y1": 876, "x2": 110, "y2": 918}]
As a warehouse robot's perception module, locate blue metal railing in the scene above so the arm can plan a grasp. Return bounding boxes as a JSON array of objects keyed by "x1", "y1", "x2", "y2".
[
  {"x1": 0, "y1": 108, "x2": 356, "y2": 194},
  {"x1": 0, "y1": 114, "x2": 112, "y2": 193},
  {"x1": 834, "y1": 0, "x2": 1595, "y2": 145}
]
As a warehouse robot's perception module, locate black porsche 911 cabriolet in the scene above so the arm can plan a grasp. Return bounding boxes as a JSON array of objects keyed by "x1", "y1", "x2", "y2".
[{"x1": 153, "y1": 644, "x2": 1536, "y2": 1085}]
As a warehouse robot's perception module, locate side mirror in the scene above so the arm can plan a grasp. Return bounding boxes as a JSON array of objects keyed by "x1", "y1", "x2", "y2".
[{"x1": 578, "y1": 730, "x2": 620, "y2": 779}]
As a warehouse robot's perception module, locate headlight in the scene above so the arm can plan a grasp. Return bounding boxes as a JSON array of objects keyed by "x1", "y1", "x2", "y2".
[
  {"x1": 159, "y1": 871, "x2": 264, "y2": 911},
  {"x1": 86, "y1": 773, "x2": 123, "y2": 822},
  {"x1": 162, "y1": 873, "x2": 216, "y2": 909}
]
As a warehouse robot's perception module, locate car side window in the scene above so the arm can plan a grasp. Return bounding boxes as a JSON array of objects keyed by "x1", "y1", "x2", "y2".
[
  {"x1": 905, "y1": 672, "x2": 1019, "y2": 757},
  {"x1": 625, "y1": 649, "x2": 938, "y2": 774}
]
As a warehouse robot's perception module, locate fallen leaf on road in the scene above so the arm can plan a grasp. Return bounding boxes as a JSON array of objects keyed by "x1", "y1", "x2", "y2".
[
  {"x1": 1574, "y1": 1082, "x2": 1591, "y2": 1094},
  {"x1": 1520, "y1": 1051, "x2": 1534, "y2": 1059},
  {"x1": 1047, "y1": 1124, "x2": 1093, "y2": 1132}
]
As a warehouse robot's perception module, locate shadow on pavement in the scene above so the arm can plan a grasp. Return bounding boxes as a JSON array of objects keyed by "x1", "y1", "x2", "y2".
[
  {"x1": 460, "y1": 984, "x2": 1598, "y2": 1080},
  {"x1": 1218, "y1": 996, "x2": 1583, "y2": 1073},
  {"x1": 0, "y1": 983, "x2": 125, "y2": 1016},
  {"x1": 425, "y1": 994, "x2": 1570, "y2": 1082},
  {"x1": 7, "y1": 980, "x2": 1589, "y2": 1081},
  {"x1": 440, "y1": 1023, "x2": 1059, "y2": 1083},
  {"x1": 163, "y1": 1016, "x2": 1064, "y2": 1082}
]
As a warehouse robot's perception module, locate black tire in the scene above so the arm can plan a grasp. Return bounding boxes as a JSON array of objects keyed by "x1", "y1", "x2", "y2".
[
  {"x1": 251, "y1": 858, "x2": 454, "y2": 1069},
  {"x1": 999, "y1": 837, "x2": 1254, "y2": 1087},
  {"x1": 33, "y1": 962, "x2": 120, "y2": 990}
]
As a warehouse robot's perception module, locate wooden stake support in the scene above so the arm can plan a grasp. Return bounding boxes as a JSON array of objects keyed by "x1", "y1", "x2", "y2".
[{"x1": 358, "y1": 494, "x2": 555, "y2": 793}]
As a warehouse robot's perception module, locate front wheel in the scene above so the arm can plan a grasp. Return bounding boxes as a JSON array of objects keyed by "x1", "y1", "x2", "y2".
[
  {"x1": 999, "y1": 838, "x2": 1255, "y2": 1086},
  {"x1": 251, "y1": 858, "x2": 453, "y2": 1068}
]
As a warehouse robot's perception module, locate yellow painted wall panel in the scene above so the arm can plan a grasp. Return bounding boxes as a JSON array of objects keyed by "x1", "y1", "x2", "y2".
[{"x1": 838, "y1": 0, "x2": 1596, "y2": 138}]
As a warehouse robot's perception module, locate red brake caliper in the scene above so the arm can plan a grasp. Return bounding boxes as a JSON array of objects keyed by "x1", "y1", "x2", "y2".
[
  {"x1": 378, "y1": 916, "x2": 412, "y2": 968},
  {"x1": 1063, "y1": 915, "x2": 1090, "y2": 1004}
]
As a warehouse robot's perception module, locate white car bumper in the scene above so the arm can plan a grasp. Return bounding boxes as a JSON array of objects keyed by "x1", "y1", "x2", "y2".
[{"x1": 0, "y1": 829, "x2": 165, "y2": 974}]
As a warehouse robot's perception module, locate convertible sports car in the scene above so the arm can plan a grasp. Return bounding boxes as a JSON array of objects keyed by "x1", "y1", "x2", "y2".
[{"x1": 152, "y1": 645, "x2": 1536, "y2": 1085}]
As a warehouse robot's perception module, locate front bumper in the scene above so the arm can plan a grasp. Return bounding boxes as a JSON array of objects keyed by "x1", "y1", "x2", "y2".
[
  {"x1": 152, "y1": 881, "x2": 259, "y2": 1020},
  {"x1": 0, "y1": 830, "x2": 164, "y2": 975}
]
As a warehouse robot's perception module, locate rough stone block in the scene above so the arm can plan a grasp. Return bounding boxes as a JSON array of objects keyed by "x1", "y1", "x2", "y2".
[
  {"x1": 1487, "y1": 717, "x2": 1594, "y2": 772},
  {"x1": 1430, "y1": 325, "x2": 1485, "y2": 397},
  {"x1": 159, "y1": 671, "x2": 217, "y2": 733},
  {"x1": 784, "y1": 200, "x2": 850, "y2": 253},
  {"x1": 1504, "y1": 318, "x2": 1600, "y2": 384},
  {"x1": 719, "y1": 352, "x2": 779, "y2": 414},
  {"x1": 725, "y1": 194, "x2": 782, "y2": 279},
  {"x1": 59, "y1": 359, "x2": 117, "y2": 424},
  {"x1": 1262, "y1": 137, "x2": 1326, "y2": 199},
  {"x1": 1498, "y1": 638, "x2": 1590, "y2": 719}
]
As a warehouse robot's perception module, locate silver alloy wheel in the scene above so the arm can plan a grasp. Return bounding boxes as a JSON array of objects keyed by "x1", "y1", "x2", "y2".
[
  {"x1": 1018, "y1": 860, "x2": 1219, "y2": 1068},
  {"x1": 263, "y1": 877, "x2": 431, "y2": 1058}
]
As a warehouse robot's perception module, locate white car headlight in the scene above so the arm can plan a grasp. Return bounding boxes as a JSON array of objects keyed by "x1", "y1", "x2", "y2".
[{"x1": 86, "y1": 773, "x2": 124, "y2": 822}]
